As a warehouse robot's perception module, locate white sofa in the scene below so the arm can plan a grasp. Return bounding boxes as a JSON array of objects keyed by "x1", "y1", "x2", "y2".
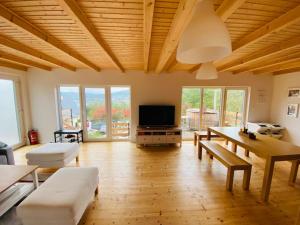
[
  {"x1": 26, "y1": 143, "x2": 80, "y2": 168},
  {"x1": 17, "y1": 167, "x2": 99, "y2": 225}
]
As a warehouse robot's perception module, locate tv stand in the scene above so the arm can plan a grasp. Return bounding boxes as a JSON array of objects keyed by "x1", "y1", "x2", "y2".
[{"x1": 136, "y1": 127, "x2": 182, "y2": 147}]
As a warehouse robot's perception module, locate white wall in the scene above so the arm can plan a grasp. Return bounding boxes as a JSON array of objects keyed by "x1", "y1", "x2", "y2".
[
  {"x1": 25, "y1": 68, "x2": 273, "y2": 143},
  {"x1": 271, "y1": 72, "x2": 300, "y2": 145},
  {"x1": 0, "y1": 67, "x2": 32, "y2": 146}
]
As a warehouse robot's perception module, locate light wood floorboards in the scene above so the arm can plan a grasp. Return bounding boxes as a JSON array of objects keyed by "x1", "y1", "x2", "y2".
[{"x1": 14, "y1": 141, "x2": 300, "y2": 225}]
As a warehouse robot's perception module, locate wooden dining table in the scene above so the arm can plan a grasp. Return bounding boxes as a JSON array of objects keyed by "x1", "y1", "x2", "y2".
[{"x1": 207, "y1": 127, "x2": 300, "y2": 202}]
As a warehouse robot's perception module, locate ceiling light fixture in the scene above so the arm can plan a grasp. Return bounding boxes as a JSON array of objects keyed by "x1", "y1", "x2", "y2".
[
  {"x1": 195, "y1": 62, "x2": 218, "y2": 80},
  {"x1": 176, "y1": 0, "x2": 232, "y2": 64}
]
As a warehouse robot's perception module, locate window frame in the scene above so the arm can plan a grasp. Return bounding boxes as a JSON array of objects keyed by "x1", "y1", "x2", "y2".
[
  {"x1": 0, "y1": 75, "x2": 25, "y2": 148},
  {"x1": 56, "y1": 85, "x2": 132, "y2": 142},
  {"x1": 56, "y1": 84, "x2": 83, "y2": 131},
  {"x1": 181, "y1": 86, "x2": 250, "y2": 140},
  {"x1": 223, "y1": 87, "x2": 249, "y2": 128}
]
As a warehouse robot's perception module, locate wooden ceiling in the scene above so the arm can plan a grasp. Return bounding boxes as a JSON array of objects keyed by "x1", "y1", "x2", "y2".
[{"x1": 0, "y1": 0, "x2": 300, "y2": 75}]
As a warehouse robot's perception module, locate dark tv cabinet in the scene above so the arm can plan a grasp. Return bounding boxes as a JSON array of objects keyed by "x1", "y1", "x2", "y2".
[{"x1": 136, "y1": 127, "x2": 182, "y2": 147}]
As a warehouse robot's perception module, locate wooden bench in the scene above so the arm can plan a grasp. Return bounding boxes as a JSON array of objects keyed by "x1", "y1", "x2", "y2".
[
  {"x1": 194, "y1": 131, "x2": 219, "y2": 146},
  {"x1": 199, "y1": 140, "x2": 252, "y2": 191}
]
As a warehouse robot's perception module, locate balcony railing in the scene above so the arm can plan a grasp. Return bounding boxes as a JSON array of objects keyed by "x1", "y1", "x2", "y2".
[{"x1": 112, "y1": 122, "x2": 130, "y2": 137}]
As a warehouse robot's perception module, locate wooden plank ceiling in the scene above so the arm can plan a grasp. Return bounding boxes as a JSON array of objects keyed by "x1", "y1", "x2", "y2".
[{"x1": 0, "y1": 0, "x2": 300, "y2": 75}]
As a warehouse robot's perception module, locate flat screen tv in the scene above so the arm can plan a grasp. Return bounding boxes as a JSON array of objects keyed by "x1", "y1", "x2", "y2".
[{"x1": 139, "y1": 105, "x2": 175, "y2": 127}]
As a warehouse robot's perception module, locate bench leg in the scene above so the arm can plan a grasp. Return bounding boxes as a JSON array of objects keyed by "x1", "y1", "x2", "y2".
[
  {"x1": 198, "y1": 145, "x2": 202, "y2": 160},
  {"x1": 225, "y1": 139, "x2": 229, "y2": 146},
  {"x1": 243, "y1": 167, "x2": 252, "y2": 190},
  {"x1": 245, "y1": 149, "x2": 250, "y2": 157},
  {"x1": 76, "y1": 156, "x2": 79, "y2": 162},
  {"x1": 289, "y1": 160, "x2": 299, "y2": 185},
  {"x1": 95, "y1": 187, "x2": 99, "y2": 196},
  {"x1": 194, "y1": 133, "x2": 197, "y2": 146},
  {"x1": 226, "y1": 168, "x2": 234, "y2": 191}
]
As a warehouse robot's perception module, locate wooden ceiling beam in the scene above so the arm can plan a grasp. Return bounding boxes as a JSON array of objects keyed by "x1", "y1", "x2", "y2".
[
  {"x1": 216, "y1": 0, "x2": 247, "y2": 21},
  {"x1": 273, "y1": 67, "x2": 300, "y2": 75},
  {"x1": 252, "y1": 59, "x2": 300, "y2": 75},
  {"x1": 0, "y1": 35, "x2": 76, "y2": 71},
  {"x1": 218, "y1": 36, "x2": 300, "y2": 72},
  {"x1": 0, "y1": 50, "x2": 51, "y2": 71},
  {"x1": 154, "y1": 0, "x2": 198, "y2": 74},
  {"x1": 0, "y1": 58, "x2": 27, "y2": 71},
  {"x1": 143, "y1": 0, "x2": 155, "y2": 72},
  {"x1": 0, "y1": 3, "x2": 100, "y2": 71},
  {"x1": 231, "y1": 51, "x2": 300, "y2": 74},
  {"x1": 189, "y1": 64, "x2": 202, "y2": 73},
  {"x1": 232, "y1": 5, "x2": 300, "y2": 51},
  {"x1": 166, "y1": 60, "x2": 179, "y2": 73},
  {"x1": 58, "y1": 0, "x2": 124, "y2": 72}
]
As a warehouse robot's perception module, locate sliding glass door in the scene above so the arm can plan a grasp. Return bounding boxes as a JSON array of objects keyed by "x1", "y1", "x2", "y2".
[
  {"x1": 84, "y1": 88, "x2": 108, "y2": 140},
  {"x1": 111, "y1": 87, "x2": 131, "y2": 140},
  {"x1": 63, "y1": 86, "x2": 131, "y2": 141},
  {"x1": 181, "y1": 88, "x2": 201, "y2": 139},
  {"x1": 0, "y1": 79, "x2": 22, "y2": 146},
  {"x1": 181, "y1": 86, "x2": 249, "y2": 140},
  {"x1": 58, "y1": 86, "x2": 82, "y2": 130},
  {"x1": 201, "y1": 88, "x2": 222, "y2": 130},
  {"x1": 223, "y1": 88, "x2": 247, "y2": 127}
]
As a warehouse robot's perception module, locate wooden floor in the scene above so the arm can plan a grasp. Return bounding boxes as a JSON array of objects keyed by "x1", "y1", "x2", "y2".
[{"x1": 13, "y1": 141, "x2": 300, "y2": 225}]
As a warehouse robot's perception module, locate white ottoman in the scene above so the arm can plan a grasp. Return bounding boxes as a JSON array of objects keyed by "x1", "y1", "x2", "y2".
[
  {"x1": 26, "y1": 143, "x2": 80, "y2": 168},
  {"x1": 17, "y1": 167, "x2": 99, "y2": 225}
]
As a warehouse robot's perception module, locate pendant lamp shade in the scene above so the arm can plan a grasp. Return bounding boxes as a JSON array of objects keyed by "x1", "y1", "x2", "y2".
[
  {"x1": 196, "y1": 62, "x2": 218, "y2": 80},
  {"x1": 177, "y1": 0, "x2": 232, "y2": 64}
]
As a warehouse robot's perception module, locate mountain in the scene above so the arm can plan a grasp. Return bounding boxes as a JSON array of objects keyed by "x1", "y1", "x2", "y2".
[{"x1": 60, "y1": 90, "x2": 130, "y2": 116}]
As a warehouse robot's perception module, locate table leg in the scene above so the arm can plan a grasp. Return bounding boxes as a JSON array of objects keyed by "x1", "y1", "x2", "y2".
[
  {"x1": 207, "y1": 129, "x2": 211, "y2": 141},
  {"x1": 194, "y1": 133, "x2": 197, "y2": 146},
  {"x1": 31, "y1": 170, "x2": 39, "y2": 189},
  {"x1": 231, "y1": 143, "x2": 237, "y2": 153},
  {"x1": 198, "y1": 144, "x2": 202, "y2": 160},
  {"x1": 54, "y1": 134, "x2": 57, "y2": 143},
  {"x1": 296, "y1": 208, "x2": 300, "y2": 225},
  {"x1": 245, "y1": 149, "x2": 250, "y2": 157},
  {"x1": 289, "y1": 160, "x2": 299, "y2": 185},
  {"x1": 261, "y1": 157, "x2": 275, "y2": 202}
]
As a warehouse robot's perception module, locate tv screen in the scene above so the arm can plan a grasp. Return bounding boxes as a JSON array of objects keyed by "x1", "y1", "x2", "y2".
[{"x1": 139, "y1": 105, "x2": 175, "y2": 127}]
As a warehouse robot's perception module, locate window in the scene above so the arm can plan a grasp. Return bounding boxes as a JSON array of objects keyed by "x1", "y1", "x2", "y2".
[
  {"x1": 201, "y1": 88, "x2": 222, "y2": 130},
  {"x1": 58, "y1": 86, "x2": 81, "y2": 130},
  {"x1": 111, "y1": 87, "x2": 131, "y2": 139},
  {"x1": 181, "y1": 87, "x2": 249, "y2": 139},
  {"x1": 224, "y1": 89, "x2": 247, "y2": 127},
  {"x1": 0, "y1": 79, "x2": 22, "y2": 146},
  {"x1": 84, "y1": 87, "x2": 107, "y2": 139},
  {"x1": 181, "y1": 88, "x2": 201, "y2": 139},
  {"x1": 57, "y1": 85, "x2": 131, "y2": 141}
]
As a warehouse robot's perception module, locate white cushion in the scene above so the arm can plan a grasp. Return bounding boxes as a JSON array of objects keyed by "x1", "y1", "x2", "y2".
[
  {"x1": 26, "y1": 143, "x2": 79, "y2": 162},
  {"x1": 27, "y1": 148, "x2": 79, "y2": 168},
  {"x1": 17, "y1": 167, "x2": 99, "y2": 225}
]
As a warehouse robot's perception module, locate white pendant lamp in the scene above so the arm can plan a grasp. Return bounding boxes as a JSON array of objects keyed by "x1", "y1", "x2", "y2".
[
  {"x1": 195, "y1": 62, "x2": 218, "y2": 80},
  {"x1": 177, "y1": 0, "x2": 232, "y2": 64}
]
